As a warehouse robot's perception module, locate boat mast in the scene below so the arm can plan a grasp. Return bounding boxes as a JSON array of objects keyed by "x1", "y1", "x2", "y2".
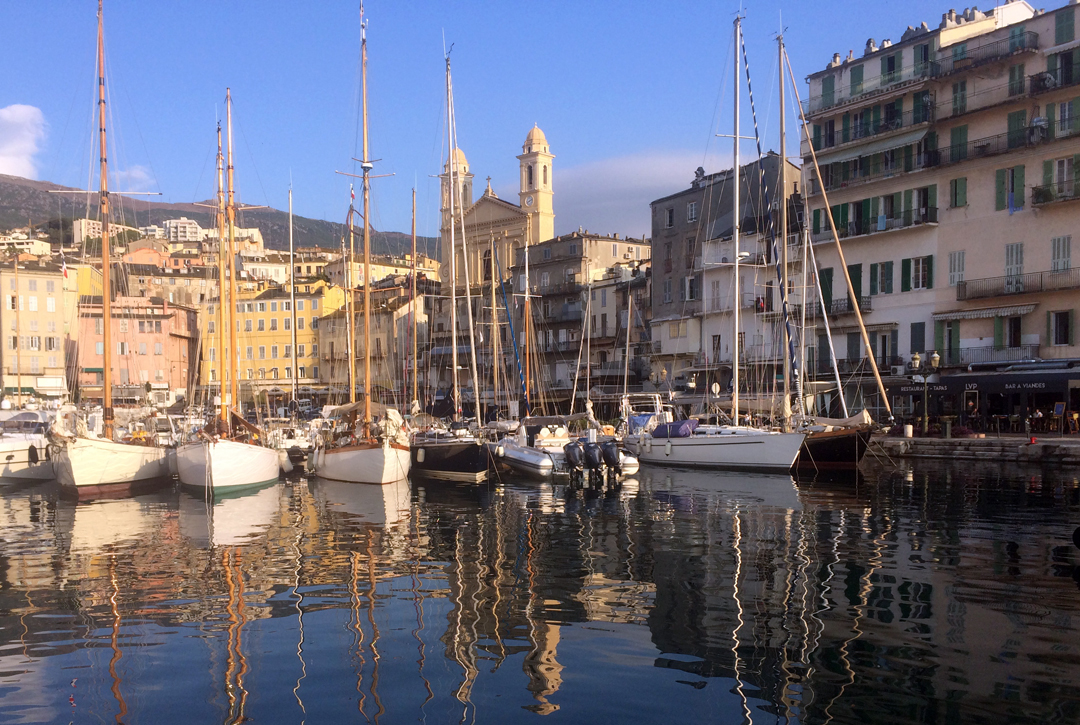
[
  {"x1": 216, "y1": 123, "x2": 228, "y2": 424},
  {"x1": 346, "y1": 199, "x2": 356, "y2": 404},
  {"x1": 97, "y1": 0, "x2": 115, "y2": 438},
  {"x1": 450, "y1": 106, "x2": 483, "y2": 426},
  {"x1": 490, "y1": 233, "x2": 498, "y2": 419},
  {"x1": 732, "y1": 15, "x2": 742, "y2": 426},
  {"x1": 360, "y1": 2, "x2": 373, "y2": 428},
  {"x1": 446, "y1": 56, "x2": 460, "y2": 422},
  {"x1": 523, "y1": 225, "x2": 531, "y2": 414},
  {"x1": 778, "y1": 34, "x2": 792, "y2": 430},
  {"x1": 225, "y1": 89, "x2": 240, "y2": 424},
  {"x1": 411, "y1": 188, "x2": 418, "y2": 409},
  {"x1": 289, "y1": 187, "x2": 297, "y2": 405},
  {"x1": 622, "y1": 279, "x2": 632, "y2": 401},
  {"x1": 14, "y1": 251, "x2": 21, "y2": 409}
]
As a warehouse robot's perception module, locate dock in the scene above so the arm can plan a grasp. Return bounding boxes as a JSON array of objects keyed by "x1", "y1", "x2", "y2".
[{"x1": 878, "y1": 435, "x2": 1080, "y2": 467}]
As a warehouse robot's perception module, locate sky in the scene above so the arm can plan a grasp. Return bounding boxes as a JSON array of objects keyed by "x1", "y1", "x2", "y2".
[{"x1": 1, "y1": 0, "x2": 994, "y2": 241}]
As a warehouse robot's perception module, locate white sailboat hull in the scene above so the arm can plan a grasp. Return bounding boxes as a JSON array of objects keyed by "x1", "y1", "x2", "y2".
[
  {"x1": 312, "y1": 440, "x2": 410, "y2": 485},
  {"x1": 176, "y1": 439, "x2": 281, "y2": 491},
  {"x1": 0, "y1": 436, "x2": 54, "y2": 480},
  {"x1": 636, "y1": 429, "x2": 806, "y2": 471},
  {"x1": 55, "y1": 437, "x2": 170, "y2": 493}
]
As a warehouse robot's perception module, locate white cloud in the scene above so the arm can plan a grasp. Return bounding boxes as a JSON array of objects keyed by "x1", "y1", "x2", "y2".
[
  {"x1": 0, "y1": 104, "x2": 47, "y2": 179},
  {"x1": 547, "y1": 151, "x2": 729, "y2": 239},
  {"x1": 115, "y1": 164, "x2": 155, "y2": 192}
]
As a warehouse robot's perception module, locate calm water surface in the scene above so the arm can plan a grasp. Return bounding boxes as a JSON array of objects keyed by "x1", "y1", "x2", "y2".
[{"x1": 1, "y1": 460, "x2": 1079, "y2": 724}]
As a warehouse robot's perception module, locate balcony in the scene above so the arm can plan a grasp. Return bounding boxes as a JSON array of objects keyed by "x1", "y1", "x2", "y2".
[
  {"x1": 1030, "y1": 65, "x2": 1080, "y2": 96},
  {"x1": 544, "y1": 280, "x2": 583, "y2": 296},
  {"x1": 940, "y1": 344, "x2": 1039, "y2": 366},
  {"x1": 1033, "y1": 180, "x2": 1080, "y2": 206},
  {"x1": 808, "y1": 296, "x2": 873, "y2": 317},
  {"x1": 810, "y1": 148, "x2": 937, "y2": 195},
  {"x1": 812, "y1": 207, "x2": 937, "y2": 243},
  {"x1": 550, "y1": 306, "x2": 583, "y2": 322},
  {"x1": 805, "y1": 105, "x2": 934, "y2": 156},
  {"x1": 956, "y1": 267, "x2": 1080, "y2": 300},
  {"x1": 934, "y1": 124, "x2": 1049, "y2": 167},
  {"x1": 803, "y1": 63, "x2": 934, "y2": 116},
  {"x1": 934, "y1": 31, "x2": 1039, "y2": 77}
]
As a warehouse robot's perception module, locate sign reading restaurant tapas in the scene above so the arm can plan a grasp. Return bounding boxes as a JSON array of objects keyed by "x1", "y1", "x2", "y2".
[{"x1": 897, "y1": 384, "x2": 951, "y2": 394}]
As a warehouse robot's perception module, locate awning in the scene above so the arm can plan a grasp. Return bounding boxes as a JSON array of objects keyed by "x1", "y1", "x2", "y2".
[
  {"x1": 815, "y1": 128, "x2": 928, "y2": 166},
  {"x1": 83, "y1": 367, "x2": 104, "y2": 373},
  {"x1": 932, "y1": 304, "x2": 1036, "y2": 321},
  {"x1": 817, "y1": 322, "x2": 898, "y2": 334},
  {"x1": 1044, "y1": 37, "x2": 1080, "y2": 55},
  {"x1": 3, "y1": 386, "x2": 36, "y2": 395},
  {"x1": 885, "y1": 368, "x2": 1080, "y2": 395}
]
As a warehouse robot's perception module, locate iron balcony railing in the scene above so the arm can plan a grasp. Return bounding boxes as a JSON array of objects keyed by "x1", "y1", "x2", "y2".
[
  {"x1": 803, "y1": 62, "x2": 935, "y2": 115},
  {"x1": 1033, "y1": 180, "x2": 1080, "y2": 205},
  {"x1": 934, "y1": 31, "x2": 1039, "y2": 76},
  {"x1": 811, "y1": 207, "x2": 938, "y2": 243},
  {"x1": 807, "y1": 295, "x2": 873, "y2": 317},
  {"x1": 808, "y1": 105, "x2": 934, "y2": 153},
  {"x1": 550, "y1": 306, "x2": 583, "y2": 322},
  {"x1": 956, "y1": 267, "x2": 1080, "y2": 300},
  {"x1": 1030, "y1": 64, "x2": 1080, "y2": 95},
  {"x1": 811, "y1": 151, "x2": 937, "y2": 194},
  {"x1": 940, "y1": 344, "x2": 1039, "y2": 366}
]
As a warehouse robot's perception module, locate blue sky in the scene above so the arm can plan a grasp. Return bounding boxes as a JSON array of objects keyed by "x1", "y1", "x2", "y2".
[{"x1": 1, "y1": 0, "x2": 985, "y2": 240}]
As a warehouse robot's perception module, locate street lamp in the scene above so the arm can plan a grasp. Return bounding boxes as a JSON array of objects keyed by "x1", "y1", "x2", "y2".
[{"x1": 910, "y1": 350, "x2": 940, "y2": 435}]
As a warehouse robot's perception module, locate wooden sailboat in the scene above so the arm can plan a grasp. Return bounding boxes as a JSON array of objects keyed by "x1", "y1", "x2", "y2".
[
  {"x1": 637, "y1": 17, "x2": 805, "y2": 472},
  {"x1": 312, "y1": 4, "x2": 410, "y2": 485},
  {"x1": 175, "y1": 93, "x2": 280, "y2": 492},
  {"x1": 50, "y1": 0, "x2": 170, "y2": 495},
  {"x1": 409, "y1": 54, "x2": 490, "y2": 483}
]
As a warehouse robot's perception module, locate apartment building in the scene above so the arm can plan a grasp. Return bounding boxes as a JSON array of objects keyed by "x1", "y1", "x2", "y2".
[
  {"x1": 76, "y1": 295, "x2": 197, "y2": 407},
  {"x1": 803, "y1": 0, "x2": 1080, "y2": 424},
  {"x1": 0, "y1": 260, "x2": 68, "y2": 401}
]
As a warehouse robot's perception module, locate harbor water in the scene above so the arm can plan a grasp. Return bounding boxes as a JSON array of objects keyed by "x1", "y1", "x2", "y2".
[{"x1": 1, "y1": 460, "x2": 1079, "y2": 723}]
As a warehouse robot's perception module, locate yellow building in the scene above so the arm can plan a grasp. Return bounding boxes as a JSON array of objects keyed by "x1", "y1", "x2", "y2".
[
  {"x1": 199, "y1": 279, "x2": 345, "y2": 407},
  {"x1": 325, "y1": 253, "x2": 440, "y2": 289},
  {"x1": 0, "y1": 259, "x2": 68, "y2": 401}
]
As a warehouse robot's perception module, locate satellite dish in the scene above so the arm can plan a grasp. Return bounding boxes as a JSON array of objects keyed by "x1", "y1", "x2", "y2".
[{"x1": 711, "y1": 382, "x2": 721, "y2": 395}]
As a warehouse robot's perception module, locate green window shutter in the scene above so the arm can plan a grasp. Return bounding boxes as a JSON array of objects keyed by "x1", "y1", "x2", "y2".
[
  {"x1": 910, "y1": 321, "x2": 925, "y2": 353},
  {"x1": 842, "y1": 114, "x2": 851, "y2": 143},
  {"x1": 842, "y1": 161, "x2": 850, "y2": 182},
  {"x1": 870, "y1": 263, "x2": 879, "y2": 295},
  {"x1": 925, "y1": 255, "x2": 934, "y2": 289},
  {"x1": 994, "y1": 317, "x2": 1004, "y2": 349},
  {"x1": 935, "y1": 321, "x2": 945, "y2": 352},
  {"x1": 957, "y1": 177, "x2": 967, "y2": 207},
  {"x1": 883, "y1": 261, "x2": 894, "y2": 293},
  {"x1": 901, "y1": 258, "x2": 912, "y2": 292},
  {"x1": 813, "y1": 124, "x2": 822, "y2": 149},
  {"x1": 820, "y1": 267, "x2": 833, "y2": 308},
  {"x1": 1048, "y1": 53, "x2": 1060, "y2": 78},
  {"x1": 813, "y1": 208, "x2": 821, "y2": 235},
  {"x1": 903, "y1": 189, "x2": 913, "y2": 212},
  {"x1": 904, "y1": 144, "x2": 914, "y2": 172},
  {"x1": 995, "y1": 169, "x2": 1007, "y2": 210},
  {"x1": 850, "y1": 65, "x2": 864, "y2": 94},
  {"x1": 870, "y1": 196, "x2": 879, "y2": 218},
  {"x1": 1074, "y1": 96, "x2": 1080, "y2": 133},
  {"x1": 1007, "y1": 110, "x2": 1027, "y2": 148},
  {"x1": 1070, "y1": 309, "x2": 1075, "y2": 346},
  {"x1": 928, "y1": 184, "x2": 937, "y2": 211},
  {"x1": 880, "y1": 55, "x2": 889, "y2": 79},
  {"x1": 1047, "y1": 103, "x2": 1056, "y2": 140},
  {"x1": 895, "y1": 97, "x2": 903, "y2": 118},
  {"x1": 830, "y1": 204, "x2": 841, "y2": 230},
  {"x1": 949, "y1": 322, "x2": 961, "y2": 359},
  {"x1": 892, "y1": 192, "x2": 902, "y2": 217},
  {"x1": 839, "y1": 203, "x2": 849, "y2": 228},
  {"x1": 861, "y1": 198, "x2": 871, "y2": 228},
  {"x1": 1015, "y1": 165, "x2": 1025, "y2": 207},
  {"x1": 1074, "y1": 154, "x2": 1080, "y2": 187},
  {"x1": 1044, "y1": 159, "x2": 1054, "y2": 191},
  {"x1": 1057, "y1": 8, "x2": 1074, "y2": 45},
  {"x1": 822, "y1": 75, "x2": 835, "y2": 106},
  {"x1": 926, "y1": 130, "x2": 937, "y2": 150},
  {"x1": 1047, "y1": 311, "x2": 1053, "y2": 345},
  {"x1": 848, "y1": 263, "x2": 862, "y2": 301},
  {"x1": 872, "y1": 105, "x2": 881, "y2": 131}
]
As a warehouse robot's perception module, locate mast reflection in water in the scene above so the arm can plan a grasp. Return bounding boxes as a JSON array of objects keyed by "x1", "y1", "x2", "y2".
[{"x1": 0, "y1": 461, "x2": 1078, "y2": 723}]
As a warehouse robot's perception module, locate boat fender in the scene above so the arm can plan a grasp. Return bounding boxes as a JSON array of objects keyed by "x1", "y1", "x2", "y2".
[
  {"x1": 645, "y1": 437, "x2": 652, "y2": 454},
  {"x1": 496, "y1": 445, "x2": 505, "y2": 458},
  {"x1": 665, "y1": 440, "x2": 672, "y2": 456},
  {"x1": 417, "y1": 447, "x2": 426, "y2": 463}
]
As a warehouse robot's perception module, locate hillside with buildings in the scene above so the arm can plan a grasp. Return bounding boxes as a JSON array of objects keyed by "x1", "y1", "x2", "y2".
[{"x1": 0, "y1": 173, "x2": 438, "y2": 259}]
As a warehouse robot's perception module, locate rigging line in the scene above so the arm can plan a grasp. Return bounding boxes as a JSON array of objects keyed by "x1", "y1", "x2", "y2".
[{"x1": 740, "y1": 34, "x2": 802, "y2": 409}]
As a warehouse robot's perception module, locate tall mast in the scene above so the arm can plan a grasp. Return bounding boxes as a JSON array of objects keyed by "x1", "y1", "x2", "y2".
[
  {"x1": 411, "y1": 188, "x2": 418, "y2": 408},
  {"x1": 289, "y1": 187, "x2": 297, "y2": 404},
  {"x1": 779, "y1": 34, "x2": 792, "y2": 430},
  {"x1": 732, "y1": 16, "x2": 741, "y2": 426},
  {"x1": 216, "y1": 123, "x2": 228, "y2": 424},
  {"x1": 446, "y1": 57, "x2": 460, "y2": 422},
  {"x1": 346, "y1": 200, "x2": 356, "y2": 404},
  {"x1": 97, "y1": 0, "x2": 115, "y2": 438},
  {"x1": 523, "y1": 225, "x2": 531, "y2": 413},
  {"x1": 14, "y1": 249, "x2": 21, "y2": 409},
  {"x1": 490, "y1": 233, "x2": 498, "y2": 419},
  {"x1": 360, "y1": 3, "x2": 373, "y2": 427},
  {"x1": 225, "y1": 89, "x2": 239, "y2": 421},
  {"x1": 622, "y1": 280, "x2": 632, "y2": 401}
]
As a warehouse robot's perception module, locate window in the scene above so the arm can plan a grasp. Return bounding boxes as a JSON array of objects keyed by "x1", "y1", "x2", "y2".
[
  {"x1": 1005, "y1": 242, "x2": 1024, "y2": 294},
  {"x1": 258, "y1": 319, "x2": 265, "y2": 331},
  {"x1": 298, "y1": 366, "x2": 306, "y2": 378},
  {"x1": 954, "y1": 81, "x2": 972, "y2": 116},
  {"x1": 46, "y1": 280, "x2": 54, "y2": 293},
  {"x1": 284, "y1": 317, "x2": 291, "y2": 330},
  {"x1": 139, "y1": 342, "x2": 147, "y2": 355},
  {"x1": 270, "y1": 318, "x2": 278, "y2": 331},
  {"x1": 1006, "y1": 316, "x2": 1022, "y2": 348},
  {"x1": 1051, "y1": 310, "x2": 1074, "y2": 345},
  {"x1": 662, "y1": 278, "x2": 672, "y2": 303},
  {"x1": 283, "y1": 301, "x2": 291, "y2": 311},
  {"x1": 668, "y1": 321, "x2": 687, "y2": 338},
  {"x1": 247, "y1": 369, "x2": 254, "y2": 380},
  {"x1": 257, "y1": 302, "x2": 266, "y2": 312},
  {"x1": 208, "y1": 320, "x2": 215, "y2": 333},
  {"x1": 155, "y1": 342, "x2": 163, "y2": 355},
  {"x1": 312, "y1": 366, "x2": 319, "y2": 379},
  {"x1": 45, "y1": 336, "x2": 58, "y2": 351},
  {"x1": 311, "y1": 317, "x2": 318, "y2": 329},
  {"x1": 1053, "y1": 156, "x2": 1074, "y2": 197},
  {"x1": 665, "y1": 208, "x2": 675, "y2": 228},
  {"x1": 209, "y1": 347, "x2": 216, "y2": 362},
  {"x1": 27, "y1": 280, "x2": 36, "y2": 292},
  {"x1": 1052, "y1": 235, "x2": 1072, "y2": 271},
  {"x1": 1006, "y1": 110, "x2": 1027, "y2": 149},
  {"x1": 155, "y1": 320, "x2": 161, "y2": 333},
  {"x1": 543, "y1": 248, "x2": 551, "y2": 260},
  {"x1": 1008, "y1": 64, "x2": 1025, "y2": 96},
  {"x1": 118, "y1": 341, "x2": 128, "y2": 355},
  {"x1": 156, "y1": 369, "x2": 164, "y2": 381},
  {"x1": 284, "y1": 344, "x2": 291, "y2": 358},
  {"x1": 96, "y1": 341, "x2": 103, "y2": 355},
  {"x1": 246, "y1": 346, "x2": 253, "y2": 360},
  {"x1": 298, "y1": 317, "x2": 305, "y2": 330},
  {"x1": 912, "y1": 256, "x2": 932, "y2": 290},
  {"x1": 245, "y1": 319, "x2": 253, "y2": 332},
  {"x1": 297, "y1": 300, "x2": 304, "y2": 311},
  {"x1": 47, "y1": 355, "x2": 56, "y2": 368},
  {"x1": 30, "y1": 357, "x2": 39, "y2": 374},
  {"x1": 271, "y1": 345, "x2": 279, "y2": 359},
  {"x1": 1057, "y1": 7, "x2": 1075, "y2": 45},
  {"x1": 271, "y1": 301, "x2": 278, "y2": 312},
  {"x1": 540, "y1": 271, "x2": 550, "y2": 287},
  {"x1": 869, "y1": 261, "x2": 893, "y2": 295},
  {"x1": 948, "y1": 251, "x2": 966, "y2": 286},
  {"x1": 687, "y1": 277, "x2": 698, "y2": 300},
  {"x1": 949, "y1": 177, "x2": 967, "y2": 207},
  {"x1": 687, "y1": 201, "x2": 698, "y2": 222},
  {"x1": 298, "y1": 344, "x2": 305, "y2": 357},
  {"x1": 46, "y1": 297, "x2": 55, "y2": 312},
  {"x1": 259, "y1": 345, "x2": 266, "y2": 359},
  {"x1": 995, "y1": 166, "x2": 1026, "y2": 211},
  {"x1": 312, "y1": 344, "x2": 318, "y2": 356}
]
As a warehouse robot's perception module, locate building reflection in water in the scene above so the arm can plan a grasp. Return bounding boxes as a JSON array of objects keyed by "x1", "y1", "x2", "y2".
[{"x1": 0, "y1": 461, "x2": 1077, "y2": 723}]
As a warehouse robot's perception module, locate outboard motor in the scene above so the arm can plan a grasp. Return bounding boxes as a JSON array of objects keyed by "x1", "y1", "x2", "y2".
[
  {"x1": 600, "y1": 440, "x2": 621, "y2": 471},
  {"x1": 583, "y1": 442, "x2": 604, "y2": 470},
  {"x1": 564, "y1": 440, "x2": 584, "y2": 470}
]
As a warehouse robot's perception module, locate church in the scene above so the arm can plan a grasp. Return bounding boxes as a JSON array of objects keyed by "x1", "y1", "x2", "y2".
[{"x1": 439, "y1": 125, "x2": 555, "y2": 288}]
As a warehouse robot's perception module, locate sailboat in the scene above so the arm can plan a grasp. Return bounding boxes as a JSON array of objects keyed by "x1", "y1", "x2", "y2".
[
  {"x1": 49, "y1": 0, "x2": 170, "y2": 496},
  {"x1": 175, "y1": 93, "x2": 280, "y2": 493},
  {"x1": 409, "y1": 54, "x2": 490, "y2": 483},
  {"x1": 637, "y1": 17, "x2": 805, "y2": 472},
  {"x1": 312, "y1": 4, "x2": 410, "y2": 485}
]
